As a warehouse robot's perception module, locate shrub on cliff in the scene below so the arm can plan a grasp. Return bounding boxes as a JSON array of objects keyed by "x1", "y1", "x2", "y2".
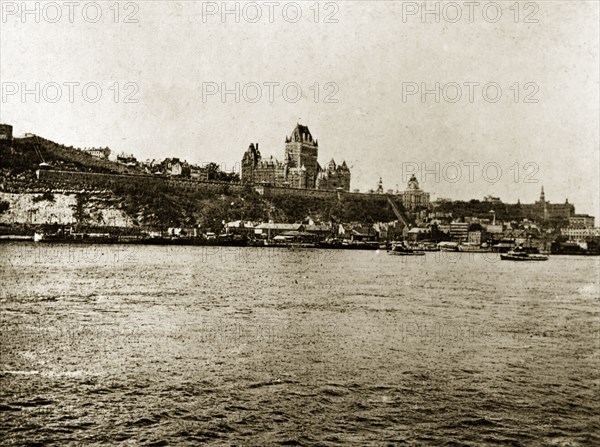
[{"x1": 32, "y1": 191, "x2": 55, "y2": 203}]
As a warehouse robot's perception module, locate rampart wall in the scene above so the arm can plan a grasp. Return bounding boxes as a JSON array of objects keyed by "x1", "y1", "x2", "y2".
[
  {"x1": 37, "y1": 169, "x2": 405, "y2": 205},
  {"x1": 37, "y1": 169, "x2": 244, "y2": 195}
]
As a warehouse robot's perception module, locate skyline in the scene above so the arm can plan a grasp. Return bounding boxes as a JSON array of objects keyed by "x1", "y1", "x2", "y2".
[
  {"x1": 2, "y1": 118, "x2": 588, "y2": 217},
  {"x1": 1, "y1": 1, "x2": 598, "y2": 217}
]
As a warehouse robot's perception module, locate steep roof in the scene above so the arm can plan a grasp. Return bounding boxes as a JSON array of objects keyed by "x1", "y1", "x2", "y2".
[
  {"x1": 289, "y1": 123, "x2": 315, "y2": 144},
  {"x1": 295, "y1": 124, "x2": 312, "y2": 139},
  {"x1": 243, "y1": 143, "x2": 261, "y2": 163}
]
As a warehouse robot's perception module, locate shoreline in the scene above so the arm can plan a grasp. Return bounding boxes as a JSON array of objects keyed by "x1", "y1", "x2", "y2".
[{"x1": 1, "y1": 236, "x2": 599, "y2": 256}]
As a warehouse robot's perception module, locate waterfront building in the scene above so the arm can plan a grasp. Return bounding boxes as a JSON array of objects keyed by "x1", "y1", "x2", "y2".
[
  {"x1": 373, "y1": 220, "x2": 407, "y2": 241},
  {"x1": 167, "y1": 227, "x2": 198, "y2": 237},
  {"x1": 467, "y1": 230, "x2": 484, "y2": 245},
  {"x1": 407, "y1": 227, "x2": 430, "y2": 242},
  {"x1": 339, "y1": 223, "x2": 379, "y2": 241},
  {"x1": 568, "y1": 214, "x2": 595, "y2": 228},
  {"x1": 224, "y1": 220, "x2": 256, "y2": 236},
  {"x1": 305, "y1": 224, "x2": 333, "y2": 238},
  {"x1": 484, "y1": 223, "x2": 504, "y2": 234},
  {"x1": 241, "y1": 124, "x2": 351, "y2": 191},
  {"x1": 449, "y1": 221, "x2": 469, "y2": 241},
  {"x1": 254, "y1": 223, "x2": 305, "y2": 238},
  {"x1": 560, "y1": 227, "x2": 600, "y2": 241},
  {"x1": 437, "y1": 224, "x2": 451, "y2": 234}
]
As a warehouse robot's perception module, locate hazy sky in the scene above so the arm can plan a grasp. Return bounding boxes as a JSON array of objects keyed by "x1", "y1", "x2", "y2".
[{"x1": 1, "y1": 1, "x2": 598, "y2": 217}]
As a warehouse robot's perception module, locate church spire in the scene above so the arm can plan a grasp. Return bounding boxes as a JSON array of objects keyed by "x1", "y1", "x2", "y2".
[{"x1": 540, "y1": 185, "x2": 545, "y2": 202}]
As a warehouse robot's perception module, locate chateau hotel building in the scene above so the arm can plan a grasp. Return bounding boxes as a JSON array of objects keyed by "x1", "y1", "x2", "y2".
[{"x1": 241, "y1": 124, "x2": 351, "y2": 191}]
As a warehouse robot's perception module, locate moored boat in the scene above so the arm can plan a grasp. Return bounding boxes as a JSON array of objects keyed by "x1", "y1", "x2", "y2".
[
  {"x1": 387, "y1": 243, "x2": 425, "y2": 256},
  {"x1": 438, "y1": 241, "x2": 459, "y2": 252},
  {"x1": 417, "y1": 241, "x2": 440, "y2": 252},
  {"x1": 500, "y1": 246, "x2": 549, "y2": 261},
  {"x1": 458, "y1": 242, "x2": 491, "y2": 253},
  {"x1": 318, "y1": 239, "x2": 379, "y2": 250}
]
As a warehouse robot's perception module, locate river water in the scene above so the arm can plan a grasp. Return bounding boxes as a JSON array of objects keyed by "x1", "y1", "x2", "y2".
[{"x1": 1, "y1": 243, "x2": 598, "y2": 446}]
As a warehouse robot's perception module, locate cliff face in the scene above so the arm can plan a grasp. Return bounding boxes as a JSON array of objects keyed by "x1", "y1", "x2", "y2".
[
  {"x1": 0, "y1": 186, "x2": 405, "y2": 230},
  {"x1": 0, "y1": 192, "x2": 129, "y2": 227}
]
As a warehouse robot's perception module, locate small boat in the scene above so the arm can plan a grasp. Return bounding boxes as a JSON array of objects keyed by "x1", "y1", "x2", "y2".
[
  {"x1": 492, "y1": 241, "x2": 515, "y2": 253},
  {"x1": 500, "y1": 246, "x2": 548, "y2": 261},
  {"x1": 388, "y1": 243, "x2": 425, "y2": 256},
  {"x1": 33, "y1": 232, "x2": 44, "y2": 242},
  {"x1": 417, "y1": 241, "x2": 440, "y2": 252},
  {"x1": 438, "y1": 241, "x2": 459, "y2": 252},
  {"x1": 458, "y1": 242, "x2": 491, "y2": 253},
  {"x1": 0, "y1": 235, "x2": 33, "y2": 241},
  {"x1": 318, "y1": 239, "x2": 378, "y2": 250}
]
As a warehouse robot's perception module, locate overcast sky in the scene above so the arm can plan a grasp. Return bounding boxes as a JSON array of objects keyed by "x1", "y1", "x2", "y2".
[{"x1": 1, "y1": 1, "x2": 598, "y2": 217}]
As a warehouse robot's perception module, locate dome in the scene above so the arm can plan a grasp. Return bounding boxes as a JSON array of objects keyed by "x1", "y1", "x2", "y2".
[{"x1": 407, "y1": 175, "x2": 420, "y2": 190}]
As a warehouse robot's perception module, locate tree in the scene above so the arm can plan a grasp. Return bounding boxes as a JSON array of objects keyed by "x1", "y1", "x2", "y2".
[
  {"x1": 205, "y1": 163, "x2": 240, "y2": 182},
  {"x1": 72, "y1": 194, "x2": 91, "y2": 227}
]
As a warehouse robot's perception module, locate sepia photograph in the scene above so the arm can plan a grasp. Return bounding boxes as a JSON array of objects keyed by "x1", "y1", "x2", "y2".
[{"x1": 1, "y1": 1, "x2": 599, "y2": 445}]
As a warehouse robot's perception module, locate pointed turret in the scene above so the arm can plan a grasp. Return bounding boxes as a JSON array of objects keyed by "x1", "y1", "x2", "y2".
[{"x1": 327, "y1": 158, "x2": 336, "y2": 171}]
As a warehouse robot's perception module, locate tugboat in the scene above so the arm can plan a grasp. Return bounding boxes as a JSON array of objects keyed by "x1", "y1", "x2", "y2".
[
  {"x1": 387, "y1": 243, "x2": 425, "y2": 256},
  {"x1": 500, "y1": 246, "x2": 549, "y2": 261}
]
